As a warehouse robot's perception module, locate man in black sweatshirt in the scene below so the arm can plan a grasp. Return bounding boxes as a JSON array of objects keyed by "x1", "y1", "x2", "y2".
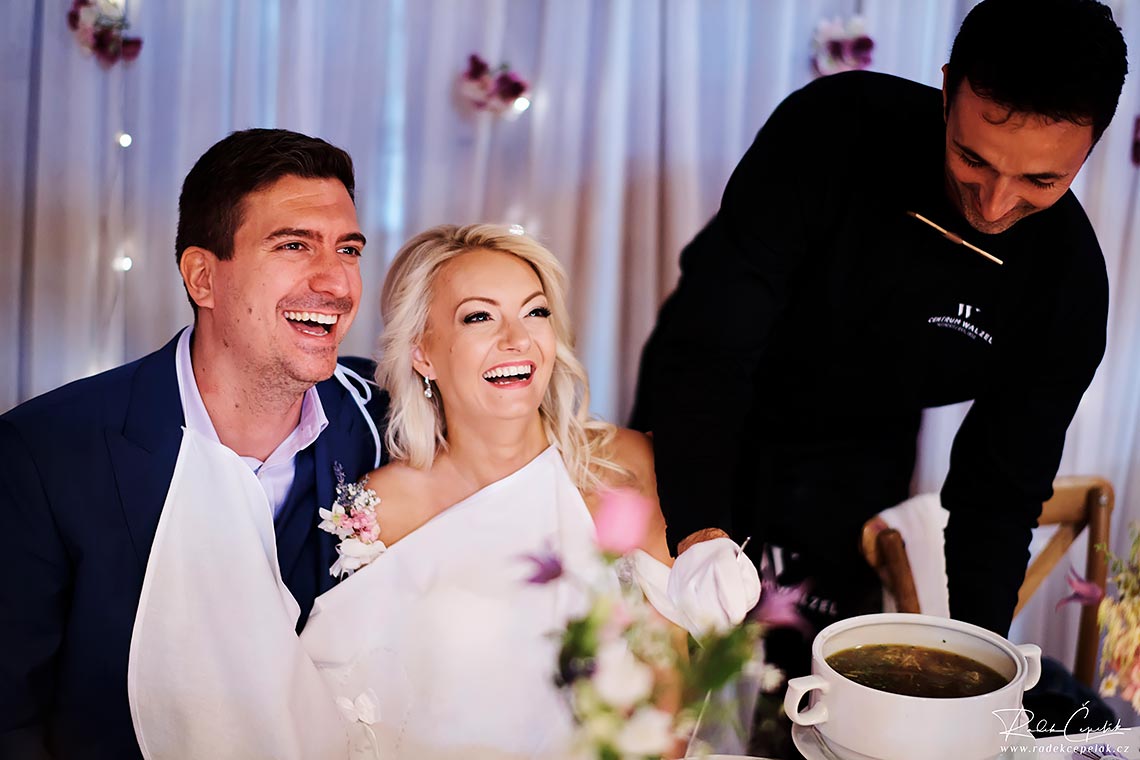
[{"x1": 632, "y1": 0, "x2": 1128, "y2": 638}]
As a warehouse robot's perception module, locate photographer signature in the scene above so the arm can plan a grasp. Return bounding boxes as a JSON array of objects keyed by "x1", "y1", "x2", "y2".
[{"x1": 992, "y1": 703, "x2": 1131, "y2": 742}]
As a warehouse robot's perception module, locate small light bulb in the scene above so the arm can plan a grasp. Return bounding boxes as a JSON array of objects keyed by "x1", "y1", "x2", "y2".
[
  {"x1": 112, "y1": 256, "x2": 133, "y2": 272},
  {"x1": 508, "y1": 224, "x2": 525, "y2": 236},
  {"x1": 512, "y1": 97, "x2": 531, "y2": 113},
  {"x1": 117, "y1": 132, "x2": 133, "y2": 148}
]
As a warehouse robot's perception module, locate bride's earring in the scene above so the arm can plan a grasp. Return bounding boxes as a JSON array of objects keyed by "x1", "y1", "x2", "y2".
[{"x1": 423, "y1": 375, "x2": 433, "y2": 399}]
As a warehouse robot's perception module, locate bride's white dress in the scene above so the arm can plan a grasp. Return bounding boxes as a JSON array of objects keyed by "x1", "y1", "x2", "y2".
[{"x1": 128, "y1": 428, "x2": 614, "y2": 760}]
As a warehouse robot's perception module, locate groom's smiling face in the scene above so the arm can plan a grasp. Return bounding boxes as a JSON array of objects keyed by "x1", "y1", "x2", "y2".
[{"x1": 192, "y1": 175, "x2": 365, "y2": 395}]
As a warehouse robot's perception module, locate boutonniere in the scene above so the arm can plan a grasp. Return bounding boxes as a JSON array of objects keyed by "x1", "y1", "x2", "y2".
[{"x1": 319, "y1": 463, "x2": 386, "y2": 578}]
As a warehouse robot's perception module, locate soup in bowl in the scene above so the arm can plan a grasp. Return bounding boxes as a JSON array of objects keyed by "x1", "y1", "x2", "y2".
[{"x1": 784, "y1": 613, "x2": 1042, "y2": 760}]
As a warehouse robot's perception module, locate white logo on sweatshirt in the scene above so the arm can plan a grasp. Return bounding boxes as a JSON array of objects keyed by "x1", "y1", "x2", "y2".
[
  {"x1": 929, "y1": 304, "x2": 993, "y2": 344},
  {"x1": 957, "y1": 303, "x2": 978, "y2": 319}
]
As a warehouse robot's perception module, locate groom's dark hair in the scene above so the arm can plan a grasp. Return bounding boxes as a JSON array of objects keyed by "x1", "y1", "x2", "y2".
[{"x1": 174, "y1": 128, "x2": 356, "y2": 313}]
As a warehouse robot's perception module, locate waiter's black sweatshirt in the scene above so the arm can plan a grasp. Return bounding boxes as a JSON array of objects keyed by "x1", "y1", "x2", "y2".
[{"x1": 632, "y1": 71, "x2": 1108, "y2": 636}]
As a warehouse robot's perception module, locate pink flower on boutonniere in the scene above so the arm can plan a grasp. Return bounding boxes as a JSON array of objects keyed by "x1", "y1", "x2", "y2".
[
  {"x1": 593, "y1": 488, "x2": 652, "y2": 557},
  {"x1": 319, "y1": 463, "x2": 386, "y2": 578}
]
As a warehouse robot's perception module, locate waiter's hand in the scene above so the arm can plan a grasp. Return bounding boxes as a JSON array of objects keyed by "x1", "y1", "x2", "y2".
[
  {"x1": 677, "y1": 527, "x2": 731, "y2": 554},
  {"x1": 669, "y1": 535, "x2": 762, "y2": 635}
]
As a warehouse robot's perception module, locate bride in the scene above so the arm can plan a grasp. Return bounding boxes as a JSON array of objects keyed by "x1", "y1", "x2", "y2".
[{"x1": 127, "y1": 224, "x2": 759, "y2": 759}]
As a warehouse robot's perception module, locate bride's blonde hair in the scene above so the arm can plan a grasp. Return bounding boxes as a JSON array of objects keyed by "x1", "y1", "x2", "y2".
[{"x1": 377, "y1": 224, "x2": 625, "y2": 491}]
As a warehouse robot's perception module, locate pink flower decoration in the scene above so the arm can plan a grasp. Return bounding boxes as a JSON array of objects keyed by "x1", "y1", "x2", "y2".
[
  {"x1": 813, "y1": 16, "x2": 874, "y2": 77},
  {"x1": 67, "y1": 0, "x2": 142, "y2": 68},
  {"x1": 1055, "y1": 566, "x2": 1104, "y2": 611},
  {"x1": 456, "y1": 53, "x2": 530, "y2": 116},
  {"x1": 594, "y1": 488, "x2": 651, "y2": 556}
]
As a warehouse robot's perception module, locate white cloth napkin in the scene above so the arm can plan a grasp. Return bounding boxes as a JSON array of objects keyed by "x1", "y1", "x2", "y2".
[
  {"x1": 877, "y1": 493, "x2": 951, "y2": 618},
  {"x1": 127, "y1": 428, "x2": 348, "y2": 759},
  {"x1": 631, "y1": 538, "x2": 762, "y2": 636}
]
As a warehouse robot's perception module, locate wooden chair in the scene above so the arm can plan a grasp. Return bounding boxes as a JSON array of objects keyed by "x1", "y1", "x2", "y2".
[{"x1": 861, "y1": 476, "x2": 1114, "y2": 687}]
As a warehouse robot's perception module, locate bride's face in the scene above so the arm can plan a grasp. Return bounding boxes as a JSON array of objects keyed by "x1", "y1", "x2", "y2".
[{"x1": 413, "y1": 248, "x2": 557, "y2": 426}]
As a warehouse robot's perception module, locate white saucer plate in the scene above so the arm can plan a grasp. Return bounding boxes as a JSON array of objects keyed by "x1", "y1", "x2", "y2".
[{"x1": 791, "y1": 724, "x2": 1036, "y2": 760}]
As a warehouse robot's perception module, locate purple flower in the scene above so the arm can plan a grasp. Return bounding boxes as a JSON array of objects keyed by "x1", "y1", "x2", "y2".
[
  {"x1": 466, "y1": 54, "x2": 489, "y2": 80},
  {"x1": 523, "y1": 549, "x2": 563, "y2": 584},
  {"x1": 1055, "y1": 566, "x2": 1104, "y2": 612},
  {"x1": 751, "y1": 559, "x2": 812, "y2": 636}
]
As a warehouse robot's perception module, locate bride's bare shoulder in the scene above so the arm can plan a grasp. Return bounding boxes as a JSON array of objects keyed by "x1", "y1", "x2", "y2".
[
  {"x1": 602, "y1": 427, "x2": 655, "y2": 491},
  {"x1": 358, "y1": 460, "x2": 437, "y2": 544},
  {"x1": 360, "y1": 460, "x2": 426, "y2": 501}
]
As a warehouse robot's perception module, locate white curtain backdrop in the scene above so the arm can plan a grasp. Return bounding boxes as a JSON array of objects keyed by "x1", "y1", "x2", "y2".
[{"x1": 2, "y1": 0, "x2": 1138, "y2": 680}]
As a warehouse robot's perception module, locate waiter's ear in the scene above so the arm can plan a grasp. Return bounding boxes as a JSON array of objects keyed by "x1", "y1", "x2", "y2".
[{"x1": 180, "y1": 247, "x2": 217, "y2": 311}]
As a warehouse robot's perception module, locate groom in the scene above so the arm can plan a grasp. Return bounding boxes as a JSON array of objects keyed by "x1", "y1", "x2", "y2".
[{"x1": 0, "y1": 129, "x2": 388, "y2": 760}]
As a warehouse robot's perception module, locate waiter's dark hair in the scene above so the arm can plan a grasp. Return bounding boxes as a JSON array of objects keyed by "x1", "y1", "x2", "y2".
[
  {"x1": 175, "y1": 128, "x2": 356, "y2": 312},
  {"x1": 946, "y1": 0, "x2": 1127, "y2": 145}
]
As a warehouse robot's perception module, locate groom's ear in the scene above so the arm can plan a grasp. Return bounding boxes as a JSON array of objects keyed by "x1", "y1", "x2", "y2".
[
  {"x1": 411, "y1": 345, "x2": 433, "y2": 380},
  {"x1": 180, "y1": 247, "x2": 217, "y2": 311}
]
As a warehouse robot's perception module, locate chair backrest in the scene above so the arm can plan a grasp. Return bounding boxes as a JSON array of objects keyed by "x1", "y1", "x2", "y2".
[{"x1": 861, "y1": 476, "x2": 1114, "y2": 687}]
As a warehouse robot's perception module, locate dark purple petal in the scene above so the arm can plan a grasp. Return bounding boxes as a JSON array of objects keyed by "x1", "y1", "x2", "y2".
[
  {"x1": 750, "y1": 557, "x2": 813, "y2": 634},
  {"x1": 93, "y1": 30, "x2": 121, "y2": 65},
  {"x1": 93, "y1": 27, "x2": 115, "y2": 50},
  {"x1": 556, "y1": 655, "x2": 595, "y2": 687},
  {"x1": 753, "y1": 579, "x2": 813, "y2": 635},
  {"x1": 121, "y1": 36, "x2": 142, "y2": 61},
  {"x1": 849, "y1": 36, "x2": 873, "y2": 67},
  {"x1": 466, "y1": 54, "x2": 489, "y2": 80},
  {"x1": 523, "y1": 551, "x2": 563, "y2": 584},
  {"x1": 67, "y1": 8, "x2": 80, "y2": 30},
  {"x1": 826, "y1": 39, "x2": 844, "y2": 59},
  {"x1": 493, "y1": 72, "x2": 527, "y2": 100}
]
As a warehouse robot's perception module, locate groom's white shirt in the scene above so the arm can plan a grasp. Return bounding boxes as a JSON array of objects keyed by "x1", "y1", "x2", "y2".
[{"x1": 175, "y1": 326, "x2": 328, "y2": 517}]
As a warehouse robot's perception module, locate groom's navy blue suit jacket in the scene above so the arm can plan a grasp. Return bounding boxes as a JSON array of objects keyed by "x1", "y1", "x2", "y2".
[{"x1": 0, "y1": 333, "x2": 389, "y2": 760}]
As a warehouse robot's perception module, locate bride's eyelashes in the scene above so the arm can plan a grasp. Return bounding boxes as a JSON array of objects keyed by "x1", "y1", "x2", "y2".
[
  {"x1": 461, "y1": 304, "x2": 551, "y2": 324},
  {"x1": 462, "y1": 310, "x2": 493, "y2": 324}
]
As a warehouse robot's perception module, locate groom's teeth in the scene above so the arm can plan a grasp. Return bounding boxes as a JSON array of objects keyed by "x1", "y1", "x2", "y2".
[{"x1": 283, "y1": 311, "x2": 339, "y2": 325}]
